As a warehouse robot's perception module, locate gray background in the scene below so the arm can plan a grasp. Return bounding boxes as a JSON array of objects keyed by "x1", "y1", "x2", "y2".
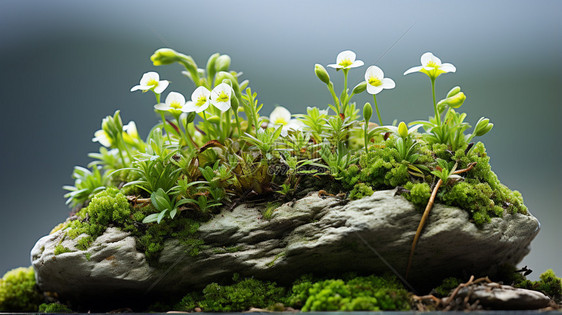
[{"x1": 0, "y1": 0, "x2": 560, "y2": 281}]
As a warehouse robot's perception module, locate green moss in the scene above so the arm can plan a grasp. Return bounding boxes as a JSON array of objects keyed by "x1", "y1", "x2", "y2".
[
  {"x1": 263, "y1": 202, "x2": 281, "y2": 220},
  {"x1": 85, "y1": 187, "x2": 130, "y2": 227},
  {"x1": 54, "y1": 245, "x2": 72, "y2": 255},
  {"x1": 517, "y1": 269, "x2": 561, "y2": 302},
  {"x1": 348, "y1": 183, "x2": 374, "y2": 200},
  {"x1": 0, "y1": 267, "x2": 43, "y2": 312},
  {"x1": 288, "y1": 274, "x2": 411, "y2": 311},
  {"x1": 38, "y1": 302, "x2": 72, "y2": 313},
  {"x1": 176, "y1": 275, "x2": 286, "y2": 312},
  {"x1": 404, "y1": 182, "x2": 431, "y2": 207},
  {"x1": 433, "y1": 277, "x2": 461, "y2": 297}
]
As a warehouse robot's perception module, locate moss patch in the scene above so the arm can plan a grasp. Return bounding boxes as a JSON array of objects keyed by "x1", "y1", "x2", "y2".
[{"x1": 0, "y1": 267, "x2": 43, "y2": 312}]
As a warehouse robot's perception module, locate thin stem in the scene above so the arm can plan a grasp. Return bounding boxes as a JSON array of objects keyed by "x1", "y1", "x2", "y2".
[
  {"x1": 342, "y1": 69, "x2": 349, "y2": 113},
  {"x1": 160, "y1": 112, "x2": 172, "y2": 143},
  {"x1": 327, "y1": 82, "x2": 340, "y2": 114},
  {"x1": 431, "y1": 78, "x2": 441, "y2": 126},
  {"x1": 364, "y1": 121, "x2": 369, "y2": 153},
  {"x1": 234, "y1": 112, "x2": 242, "y2": 138},
  {"x1": 373, "y1": 94, "x2": 383, "y2": 126}
]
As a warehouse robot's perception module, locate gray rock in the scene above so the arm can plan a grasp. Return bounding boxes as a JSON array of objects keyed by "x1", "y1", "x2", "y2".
[
  {"x1": 31, "y1": 189, "x2": 540, "y2": 303},
  {"x1": 457, "y1": 283, "x2": 551, "y2": 310}
]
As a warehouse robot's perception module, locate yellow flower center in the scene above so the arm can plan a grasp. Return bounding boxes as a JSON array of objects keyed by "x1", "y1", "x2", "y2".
[
  {"x1": 170, "y1": 101, "x2": 182, "y2": 109},
  {"x1": 274, "y1": 118, "x2": 288, "y2": 125},
  {"x1": 146, "y1": 78, "x2": 159, "y2": 87},
  {"x1": 368, "y1": 76, "x2": 382, "y2": 87},
  {"x1": 339, "y1": 58, "x2": 353, "y2": 67},
  {"x1": 196, "y1": 95, "x2": 208, "y2": 107},
  {"x1": 426, "y1": 61, "x2": 438, "y2": 68},
  {"x1": 216, "y1": 91, "x2": 229, "y2": 103}
]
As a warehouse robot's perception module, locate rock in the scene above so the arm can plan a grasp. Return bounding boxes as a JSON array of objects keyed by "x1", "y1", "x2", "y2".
[
  {"x1": 456, "y1": 283, "x2": 552, "y2": 310},
  {"x1": 31, "y1": 189, "x2": 540, "y2": 305}
]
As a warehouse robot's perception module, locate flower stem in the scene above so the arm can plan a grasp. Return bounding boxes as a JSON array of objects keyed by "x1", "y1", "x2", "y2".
[
  {"x1": 373, "y1": 94, "x2": 383, "y2": 126},
  {"x1": 342, "y1": 69, "x2": 349, "y2": 113},
  {"x1": 431, "y1": 78, "x2": 441, "y2": 126},
  {"x1": 160, "y1": 112, "x2": 172, "y2": 143},
  {"x1": 364, "y1": 121, "x2": 369, "y2": 153},
  {"x1": 327, "y1": 82, "x2": 340, "y2": 114}
]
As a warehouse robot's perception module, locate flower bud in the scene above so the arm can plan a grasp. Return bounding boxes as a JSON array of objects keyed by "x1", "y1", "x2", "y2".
[
  {"x1": 206, "y1": 53, "x2": 220, "y2": 80},
  {"x1": 447, "y1": 86, "x2": 461, "y2": 98},
  {"x1": 474, "y1": 117, "x2": 493, "y2": 136},
  {"x1": 151, "y1": 48, "x2": 187, "y2": 66},
  {"x1": 437, "y1": 90, "x2": 466, "y2": 109},
  {"x1": 215, "y1": 55, "x2": 231, "y2": 72},
  {"x1": 352, "y1": 81, "x2": 367, "y2": 95},
  {"x1": 398, "y1": 121, "x2": 408, "y2": 138},
  {"x1": 363, "y1": 102, "x2": 373, "y2": 122},
  {"x1": 315, "y1": 64, "x2": 331, "y2": 85}
]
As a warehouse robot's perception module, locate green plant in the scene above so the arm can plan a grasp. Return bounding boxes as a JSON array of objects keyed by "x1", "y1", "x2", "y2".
[
  {"x1": 38, "y1": 303, "x2": 72, "y2": 313},
  {"x1": 0, "y1": 267, "x2": 43, "y2": 312},
  {"x1": 63, "y1": 165, "x2": 110, "y2": 207}
]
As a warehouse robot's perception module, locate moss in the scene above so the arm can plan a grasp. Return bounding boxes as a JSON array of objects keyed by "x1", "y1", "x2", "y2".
[
  {"x1": 288, "y1": 274, "x2": 411, "y2": 311},
  {"x1": 348, "y1": 183, "x2": 374, "y2": 200},
  {"x1": 517, "y1": 269, "x2": 561, "y2": 302},
  {"x1": 433, "y1": 277, "x2": 461, "y2": 297},
  {"x1": 85, "y1": 187, "x2": 130, "y2": 227},
  {"x1": 54, "y1": 245, "x2": 72, "y2": 255},
  {"x1": 176, "y1": 275, "x2": 286, "y2": 312},
  {"x1": 0, "y1": 267, "x2": 43, "y2": 312},
  {"x1": 263, "y1": 202, "x2": 281, "y2": 220},
  {"x1": 38, "y1": 302, "x2": 72, "y2": 313},
  {"x1": 404, "y1": 182, "x2": 431, "y2": 207}
]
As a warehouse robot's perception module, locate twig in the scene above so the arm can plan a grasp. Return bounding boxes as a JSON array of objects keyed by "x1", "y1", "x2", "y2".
[{"x1": 406, "y1": 162, "x2": 477, "y2": 278}]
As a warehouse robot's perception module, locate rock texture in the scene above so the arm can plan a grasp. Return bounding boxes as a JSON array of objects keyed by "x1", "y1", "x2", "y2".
[
  {"x1": 456, "y1": 283, "x2": 552, "y2": 310},
  {"x1": 31, "y1": 189, "x2": 540, "y2": 304}
]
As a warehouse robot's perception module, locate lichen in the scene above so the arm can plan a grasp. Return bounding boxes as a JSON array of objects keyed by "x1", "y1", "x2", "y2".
[{"x1": 0, "y1": 267, "x2": 43, "y2": 312}]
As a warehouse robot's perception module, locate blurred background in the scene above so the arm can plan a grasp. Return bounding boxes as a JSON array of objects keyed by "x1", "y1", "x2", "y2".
[{"x1": 0, "y1": 0, "x2": 560, "y2": 281}]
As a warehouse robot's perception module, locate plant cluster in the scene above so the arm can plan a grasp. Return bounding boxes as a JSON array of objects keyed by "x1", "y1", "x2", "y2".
[
  {"x1": 60, "y1": 48, "x2": 527, "y2": 266},
  {"x1": 0, "y1": 267, "x2": 43, "y2": 312}
]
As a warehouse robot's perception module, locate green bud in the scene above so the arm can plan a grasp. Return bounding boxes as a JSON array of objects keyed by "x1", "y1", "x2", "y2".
[
  {"x1": 474, "y1": 117, "x2": 493, "y2": 136},
  {"x1": 352, "y1": 81, "x2": 367, "y2": 95},
  {"x1": 315, "y1": 64, "x2": 331, "y2": 85},
  {"x1": 183, "y1": 112, "x2": 196, "y2": 125},
  {"x1": 231, "y1": 93, "x2": 240, "y2": 111},
  {"x1": 206, "y1": 53, "x2": 220, "y2": 81},
  {"x1": 398, "y1": 121, "x2": 408, "y2": 138},
  {"x1": 447, "y1": 86, "x2": 461, "y2": 98},
  {"x1": 363, "y1": 102, "x2": 373, "y2": 122},
  {"x1": 215, "y1": 55, "x2": 231, "y2": 72},
  {"x1": 437, "y1": 90, "x2": 466, "y2": 109},
  {"x1": 151, "y1": 48, "x2": 187, "y2": 66}
]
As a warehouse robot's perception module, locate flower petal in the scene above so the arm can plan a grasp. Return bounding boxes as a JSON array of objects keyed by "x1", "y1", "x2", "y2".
[
  {"x1": 154, "y1": 103, "x2": 170, "y2": 111},
  {"x1": 140, "y1": 72, "x2": 159, "y2": 86},
  {"x1": 367, "y1": 84, "x2": 383, "y2": 95},
  {"x1": 366, "y1": 66, "x2": 384, "y2": 80},
  {"x1": 440, "y1": 63, "x2": 456, "y2": 73},
  {"x1": 183, "y1": 101, "x2": 197, "y2": 113},
  {"x1": 327, "y1": 63, "x2": 341, "y2": 69},
  {"x1": 337, "y1": 50, "x2": 356, "y2": 63},
  {"x1": 350, "y1": 60, "x2": 364, "y2": 68},
  {"x1": 211, "y1": 101, "x2": 230, "y2": 112},
  {"x1": 153, "y1": 80, "x2": 169, "y2": 94},
  {"x1": 420, "y1": 52, "x2": 440, "y2": 66},
  {"x1": 403, "y1": 66, "x2": 423, "y2": 75},
  {"x1": 192, "y1": 86, "x2": 211, "y2": 101},
  {"x1": 130, "y1": 85, "x2": 142, "y2": 92},
  {"x1": 270, "y1": 106, "x2": 291, "y2": 125},
  {"x1": 165, "y1": 91, "x2": 186, "y2": 106},
  {"x1": 382, "y1": 78, "x2": 396, "y2": 89}
]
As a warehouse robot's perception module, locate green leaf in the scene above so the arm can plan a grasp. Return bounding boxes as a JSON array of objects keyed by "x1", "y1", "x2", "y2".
[
  {"x1": 142, "y1": 213, "x2": 159, "y2": 224},
  {"x1": 156, "y1": 210, "x2": 167, "y2": 224}
]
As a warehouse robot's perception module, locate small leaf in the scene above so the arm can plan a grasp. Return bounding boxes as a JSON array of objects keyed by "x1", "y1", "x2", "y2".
[
  {"x1": 156, "y1": 210, "x2": 167, "y2": 224},
  {"x1": 142, "y1": 213, "x2": 159, "y2": 224}
]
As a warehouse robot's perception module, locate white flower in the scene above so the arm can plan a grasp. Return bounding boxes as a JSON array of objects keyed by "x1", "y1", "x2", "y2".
[
  {"x1": 364, "y1": 66, "x2": 396, "y2": 95},
  {"x1": 269, "y1": 106, "x2": 304, "y2": 136},
  {"x1": 92, "y1": 130, "x2": 112, "y2": 147},
  {"x1": 184, "y1": 86, "x2": 211, "y2": 113},
  {"x1": 210, "y1": 83, "x2": 232, "y2": 112},
  {"x1": 122, "y1": 121, "x2": 140, "y2": 144},
  {"x1": 154, "y1": 92, "x2": 188, "y2": 113},
  {"x1": 130, "y1": 71, "x2": 169, "y2": 94},
  {"x1": 327, "y1": 50, "x2": 364, "y2": 70},
  {"x1": 403, "y1": 52, "x2": 456, "y2": 79}
]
